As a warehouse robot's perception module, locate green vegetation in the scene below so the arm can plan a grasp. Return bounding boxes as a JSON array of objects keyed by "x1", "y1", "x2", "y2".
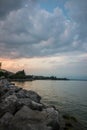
[
  {"x1": 0, "y1": 69, "x2": 26, "y2": 80},
  {"x1": 0, "y1": 70, "x2": 10, "y2": 78},
  {"x1": 10, "y1": 70, "x2": 26, "y2": 79},
  {"x1": 62, "y1": 114, "x2": 79, "y2": 130},
  {"x1": 63, "y1": 114, "x2": 77, "y2": 122},
  {"x1": 0, "y1": 69, "x2": 69, "y2": 81}
]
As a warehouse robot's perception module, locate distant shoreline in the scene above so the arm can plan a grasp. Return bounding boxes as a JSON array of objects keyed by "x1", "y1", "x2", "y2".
[
  {"x1": 0, "y1": 69, "x2": 87, "y2": 82},
  {"x1": 9, "y1": 78, "x2": 69, "y2": 82}
]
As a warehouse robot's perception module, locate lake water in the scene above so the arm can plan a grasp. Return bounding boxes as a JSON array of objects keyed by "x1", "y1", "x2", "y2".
[{"x1": 14, "y1": 80, "x2": 87, "y2": 128}]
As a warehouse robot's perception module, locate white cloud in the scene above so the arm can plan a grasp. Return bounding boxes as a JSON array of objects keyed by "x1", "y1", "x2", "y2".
[
  {"x1": 0, "y1": 0, "x2": 87, "y2": 78},
  {"x1": 0, "y1": 4, "x2": 79, "y2": 58}
]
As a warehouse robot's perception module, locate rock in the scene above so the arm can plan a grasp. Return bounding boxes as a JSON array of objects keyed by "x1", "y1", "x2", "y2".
[
  {"x1": 44, "y1": 107, "x2": 60, "y2": 130},
  {"x1": 9, "y1": 105, "x2": 59, "y2": 130},
  {"x1": 16, "y1": 98, "x2": 43, "y2": 111},
  {"x1": 16, "y1": 89, "x2": 41, "y2": 103},
  {"x1": 4, "y1": 94, "x2": 17, "y2": 103},
  {"x1": 0, "y1": 95, "x2": 18, "y2": 117},
  {"x1": 15, "y1": 98, "x2": 32, "y2": 111},
  {"x1": 1, "y1": 90, "x2": 15, "y2": 101},
  {"x1": 15, "y1": 89, "x2": 27, "y2": 98},
  {"x1": 27, "y1": 90, "x2": 41, "y2": 103},
  {"x1": 0, "y1": 112, "x2": 13, "y2": 125},
  {"x1": 0, "y1": 79, "x2": 60, "y2": 130},
  {"x1": 30, "y1": 101, "x2": 43, "y2": 111},
  {"x1": 0, "y1": 87, "x2": 9, "y2": 98},
  {"x1": 0, "y1": 101, "x2": 16, "y2": 117},
  {"x1": 0, "y1": 86, "x2": 21, "y2": 101}
]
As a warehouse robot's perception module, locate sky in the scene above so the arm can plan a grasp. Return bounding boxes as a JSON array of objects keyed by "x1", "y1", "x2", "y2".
[{"x1": 0, "y1": 0, "x2": 87, "y2": 79}]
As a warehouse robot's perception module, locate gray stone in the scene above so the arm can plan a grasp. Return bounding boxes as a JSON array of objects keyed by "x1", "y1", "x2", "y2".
[
  {"x1": 9, "y1": 105, "x2": 59, "y2": 130},
  {"x1": 0, "y1": 102, "x2": 16, "y2": 117},
  {"x1": 16, "y1": 98, "x2": 43, "y2": 111},
  {"x1": 30, "y1": 100, "x2": 43, "y2": 111},
  {"x1": 27, "y1": 90, "x2": 41, "y2": 103},
  {"x1": 1, "y1": 86, "x2": 21, "y2": 101},
  {"x1": 0, "y1": 95, "x2": 18, "y2": 117},
  {"x1": 0, "y1": 112, "x2": 13, "y2": 125},
  {"x1": 4, "y1": 94, "x2": 17, "y2": 103},
  {"x1": 43, "y1": 107, "x2": 60, "y2": 130},
  {"x1": 16, "y1": 89, "x2": 41, "y2": 103}
]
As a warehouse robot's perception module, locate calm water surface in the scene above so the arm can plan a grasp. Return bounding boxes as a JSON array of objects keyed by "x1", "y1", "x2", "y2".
[{"x1": 14, "y1": 80, "x2": 87, "y2": 128}]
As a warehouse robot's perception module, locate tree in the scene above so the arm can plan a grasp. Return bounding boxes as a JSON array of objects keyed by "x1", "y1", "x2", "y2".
[
  {"x1": 0, "y1": 62, "x2": 2, "y2": 69},
  {"x1": 10, "y1": 70, "x2": 26, "y2": 79}
]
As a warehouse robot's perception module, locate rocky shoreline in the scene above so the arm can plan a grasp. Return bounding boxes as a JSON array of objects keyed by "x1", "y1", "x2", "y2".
[
  {"x1": 0, "y1": 78, "x2": 86, "y2": 130},
  {"x1": 0, "y1": 78, "x2": 60, "y2": 130}
]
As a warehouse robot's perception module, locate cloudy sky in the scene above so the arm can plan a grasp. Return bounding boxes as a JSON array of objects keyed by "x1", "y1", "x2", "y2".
[{"x1": 0, "y1": 0, "x2": 87, "y2": 79}]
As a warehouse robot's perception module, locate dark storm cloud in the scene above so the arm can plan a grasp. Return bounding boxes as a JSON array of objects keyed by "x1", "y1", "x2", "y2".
[
  {"x1": 0, "y1": 0, "x2": 36, "y2": 19},
  {"x1": 0, "y1": 0, "x2": 87, "y2": 59},
  {"x1": 65, "y1": 0, "x2": 87, "y2": 48}
]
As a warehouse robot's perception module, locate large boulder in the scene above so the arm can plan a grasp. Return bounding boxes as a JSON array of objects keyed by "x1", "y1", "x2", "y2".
[
  {"x1": 9, "y1": 105, "x2": 59, "y2": 130},
  {"x1": 0, "y1": 112, "x2": 13, "y2": 125},
  {"x1": 17, "y1": 98, "x2": 43, "y2": 111},
  {"x1": 43, "y1": 107, "x2": 60, "y2": 130},
  {"x1": 0, "y1": 95, "x2": 18, "y2": 117},
  {"x1": 0, "y1": 84, "x2": 21, "y2": 100},
  {"x1": 16, "y1": 89, "x2": 41, "y2": 103}
]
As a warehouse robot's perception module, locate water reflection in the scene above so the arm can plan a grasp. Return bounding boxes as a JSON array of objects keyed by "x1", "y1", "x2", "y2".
[
  {"x1": 13, "y1": 81, "x2": 33, "y2": 89},
  {"x1": 14, "y1": 80, "x2": 87, "y2": 128}
]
